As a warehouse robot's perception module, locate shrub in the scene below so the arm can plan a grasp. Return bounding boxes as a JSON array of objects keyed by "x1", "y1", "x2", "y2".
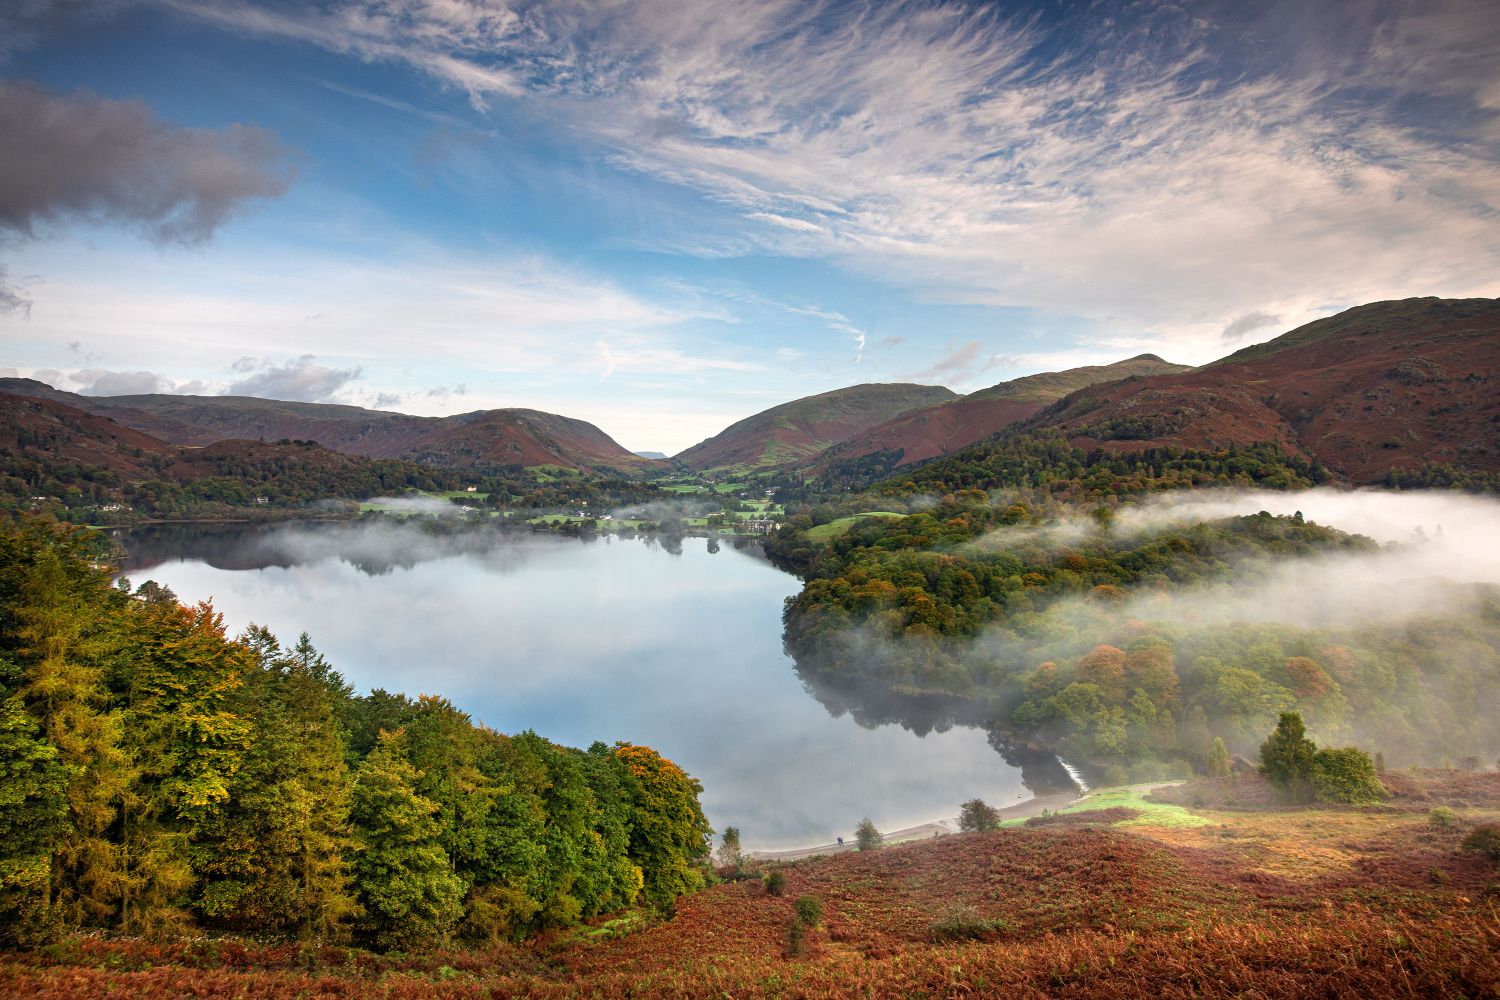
[
  {"x1": 794, "y1": 895, "x2": 822, "y2": 927},
  {"x1": 958, "y1": 798, "x2": 1000, "y2": 833},
  {"x1": 786, "y1": 915, "x2": 807, "y2": 957},
  {"x1": 930, "y1": 903, "x2": 1008, "y2": 942},
  {"x1": 763, "y1": 870, "x2": 786, "y2": 896},
  {"x1": 1429, "y1": 806, "x2": 1457, "y2": 828},
  {"x1": 855, "y1": 818, "x2": 882, "y2": 851},
  {"x1": 1462, "y1": 825, "x2": 1500, "y2": 863},
  {"x1": 1312, "y1": 746, "x2": 1387, "y2": 805}
]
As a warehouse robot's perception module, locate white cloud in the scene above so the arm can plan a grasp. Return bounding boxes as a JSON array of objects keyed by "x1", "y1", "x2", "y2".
[
  {"x1": 225, "y1": 354, "x2": 363, "y2": 402},
  {"x1": 169, "y1": 0, "x2": 1500, "y2": 356}
]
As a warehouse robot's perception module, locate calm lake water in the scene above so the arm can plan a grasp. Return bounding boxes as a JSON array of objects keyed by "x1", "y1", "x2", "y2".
[{"x1": 113, "y1": 520, "x2": 1043, "y2": 849}]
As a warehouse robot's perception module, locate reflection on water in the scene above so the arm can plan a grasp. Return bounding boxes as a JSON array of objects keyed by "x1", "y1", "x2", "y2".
[{"x1": 113, "y1": 520, "x2": 1044, "y2": 849}]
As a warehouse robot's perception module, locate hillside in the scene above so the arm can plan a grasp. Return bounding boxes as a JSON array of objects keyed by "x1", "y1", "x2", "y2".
[
  {"x1": 1021, "y1": 297, "x2": 1500, "y2": 484},
  {"x1": 0, "y1": 379, "x2": 657, "y2": 476},
  {"x1": 815, "y1": 355, "x2": 1189, "y2": 480},
  {"x1": 0, "y1": 390, "x2": 463, "y2": 518},
  {"x1": 673, "y1": 383, "x2": 956, "y2": 473},
  {"x1": 4, "y1": 770, "x2": 1496, "y2": 997}
]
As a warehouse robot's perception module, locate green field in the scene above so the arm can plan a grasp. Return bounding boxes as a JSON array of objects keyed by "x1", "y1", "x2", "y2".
[
  {"x1": 804, "y1": 510, "x2": 905, "y2": 540},
  {"x1": 1001, "y1": 784, "x2": 1211, "y2": 830}
]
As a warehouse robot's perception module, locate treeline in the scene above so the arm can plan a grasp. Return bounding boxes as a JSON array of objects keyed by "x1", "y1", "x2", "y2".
[
  {"x1": 0, "y1": 439, "x2": 464, "y2": 522},
  {"x1": 0, "y1": 521, "x2": 710, "y2": 949},
  {"x1": 2, "y1": 444, "x2": 672, "y2": 524},
  {"x1": 874, "y1": 435, "x2": 1330, "y2": 500},
  {"x1": 776, "y1": 490, "x2": 1500, "y2": 780}
]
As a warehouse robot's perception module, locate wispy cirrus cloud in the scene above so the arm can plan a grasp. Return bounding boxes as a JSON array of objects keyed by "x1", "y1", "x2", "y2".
[{"x1": 168, "y1": 0, "x2": 1500, "y2": 356}]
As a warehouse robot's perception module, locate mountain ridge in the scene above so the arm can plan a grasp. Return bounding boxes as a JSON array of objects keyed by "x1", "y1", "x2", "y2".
[
  {"x1": 0, "y1": 379, "x2": 657, "y2": 476},
  {"x1": 812, "y1": 354, "x2": 1192, "y2": 480},
  {"x1": 1017, "y1": 296, "x2": 1500, "y2": 483},
  {"x1": 672, "y1": 382, "x2": 958, "y2": 473}
]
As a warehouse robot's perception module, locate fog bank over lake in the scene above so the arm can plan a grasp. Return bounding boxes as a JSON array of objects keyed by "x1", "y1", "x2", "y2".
[{"x1": 115, "y1": 521, "x2": 1033, "y2": 849}]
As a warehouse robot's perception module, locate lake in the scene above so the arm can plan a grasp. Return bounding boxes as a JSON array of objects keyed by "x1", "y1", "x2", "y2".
[{"x1": 113, "y1": 519, "x2": 1049, "y2": 850}]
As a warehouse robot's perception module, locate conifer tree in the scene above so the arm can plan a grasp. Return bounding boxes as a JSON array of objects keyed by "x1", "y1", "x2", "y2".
[
  {"x1": 0, "y1": 688, "x2": 68, "y2": 937},
  {"x1": 113, "y1": 598, "x2": 253, "y2": 933},
  {"x1": 11, "y1": 541, "x2": 131, "y2": 927},
  {"x1": 196, "y1": 629, "x2": 358, "y2": 939},
  {"x1": 350, "y1": 729, "x2": 465, "y2": 951},
  {"x1": 1207, "y1": 737, "x2": 1232, "y2": 777}
]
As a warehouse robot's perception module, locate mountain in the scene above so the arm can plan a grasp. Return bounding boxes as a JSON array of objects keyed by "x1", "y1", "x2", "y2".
[
  {"x1": 1022, "y1": 297, "x2": 1500, "y2": 483},
  {"x1": 814, "y1": 355, "x2": 1190, "y2": 478},
  {"x1": 0, "y1": 380, "x2": 657, "y2": 476},
  {"x1": 0, "y1": 390, "x2": 463, "y2": 516},
  {"x1": 633, "y1": 450, "x2": 668, "y2": 460},
  {"x1": 673, "y1": 382, "x2": 957, "y2": 473}
]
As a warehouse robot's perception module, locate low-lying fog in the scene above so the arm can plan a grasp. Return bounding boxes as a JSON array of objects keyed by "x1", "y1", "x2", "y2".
[
  {"x1": 968, "y1": 487, "x2": 1500, "y2": 630},
  {"x1": 116, "y1": 522, "x2": 1032, "y2": 849}
]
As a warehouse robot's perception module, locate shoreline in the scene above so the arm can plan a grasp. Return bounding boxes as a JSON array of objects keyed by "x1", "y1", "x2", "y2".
[{"x1": 745, "y1": 790, "x2": 1083, "y2": 861}]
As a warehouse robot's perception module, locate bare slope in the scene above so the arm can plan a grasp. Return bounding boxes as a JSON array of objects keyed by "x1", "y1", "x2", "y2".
[
  {"x1": 1025, "y1": 297, "x2": 1500, "y2": 483},
  {"x1": 672, "y1": 382, "x2": 957, "y2": 472},
  {"x1": 0, "y1": 379, "x2": 656, "y2": 475}
]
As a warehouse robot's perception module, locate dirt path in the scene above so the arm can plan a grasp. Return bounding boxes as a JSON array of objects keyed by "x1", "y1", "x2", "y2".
[{"x1": 746, "y1": 791, "x2": 1082, "y2": 861}]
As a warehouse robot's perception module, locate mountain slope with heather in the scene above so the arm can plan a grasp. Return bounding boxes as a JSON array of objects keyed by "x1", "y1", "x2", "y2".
[
  {"x1": 814, "y1": 355, "x2": 1190, "y2": 481},
  {"x1": 1021, "y1": 297, "x2": 1500, "y2": 484},
  {"x1": 673, "y1": 382, "x2": 957, "y2": 473},
  {"x1": 0, "y1": 390, "x2": 463, "y2": 517},
  {"x1": 0, "y1": 379, "x2": 658, "y2": 476}
]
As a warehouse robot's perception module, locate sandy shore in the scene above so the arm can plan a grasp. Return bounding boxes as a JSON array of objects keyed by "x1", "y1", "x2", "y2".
[{"x1": 745, "y1": 790, "x2": 1083, "y2": 861}]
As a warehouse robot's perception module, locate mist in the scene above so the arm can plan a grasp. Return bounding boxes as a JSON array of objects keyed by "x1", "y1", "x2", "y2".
[
  {"x1": 964, "y1": 488, "x2": 1500, "y2": 629},
  {"x1": 795, "y1": 487, "x2": 1500, "y2": 769}
]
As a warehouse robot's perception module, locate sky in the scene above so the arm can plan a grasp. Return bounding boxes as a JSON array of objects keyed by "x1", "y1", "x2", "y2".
[{"x1": 1, "y1": 0, "x2": 1498, "y2": 454}]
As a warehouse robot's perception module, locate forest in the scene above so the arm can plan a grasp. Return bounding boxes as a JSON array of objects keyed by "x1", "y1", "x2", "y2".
[
  {"x1": 0, "y1": 520, "x2": 711, "y2": 949},
  {"x1": 772, "y1": 445, "x2": 1500, "y2": 783}
]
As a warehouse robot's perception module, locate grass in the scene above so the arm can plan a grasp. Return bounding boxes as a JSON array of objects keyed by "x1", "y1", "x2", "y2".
[
  {"x1": 1061, "y1": 787, "x2": 1214, "y2": 829},
  {"x1": 804, "y1": 511, "x2": 905, "y2": 541}
]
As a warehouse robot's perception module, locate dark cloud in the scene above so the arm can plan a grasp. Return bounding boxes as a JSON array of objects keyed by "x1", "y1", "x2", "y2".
[
  {"x1": 226, "y1": 355, "x2": 362, "y2": 402},
  {"x1": 373, "y1": 392, "x2": 404, "y2": 409},
  {"x1": 0, "y1": 79, "x2": 293, "y2": 245},
  {"x1": 877, "y1": 335, "x2": 906, "y2": 348},
  {"x1": 425, "y1": 383, "x2": 467, "y2": 399},
  {"x1": 1220, "y1": 310, "x2": 1282, "y2": 342}
]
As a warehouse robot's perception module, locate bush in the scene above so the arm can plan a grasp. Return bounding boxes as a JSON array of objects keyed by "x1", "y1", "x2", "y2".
[
  {"x1": 1312, "y1": 746, "x2": 1388, "y2": 805},
  {"x1": 1462, "y1": 825, "x2": 1500, "y2": 863},
  {"x1": 929, "y1": 903, "x2": 1008, "y2": 942},
  {"x1": 958, "y1": 798, "x2": 1000, "y2": 833},
  {"x1": 794, "y1": 895, "x2": 823, "y2": 927},
  {"x1": 763, "y1": 870, "x2": 786, "y2": 896},
  {"x1": 855, "y1": 818, "x2": 882, "y2": 851},
  {"x1": 786, "y1": 915, "x2": 807, "y2": 957},
  {"x1": 1429, "y1": 806, "x2": 1457, "y2": 828}
]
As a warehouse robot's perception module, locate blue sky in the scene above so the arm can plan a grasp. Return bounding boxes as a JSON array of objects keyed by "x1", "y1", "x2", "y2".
[{"x1": 1, "y1": 0, "x2": 1497, "y2": 453}]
